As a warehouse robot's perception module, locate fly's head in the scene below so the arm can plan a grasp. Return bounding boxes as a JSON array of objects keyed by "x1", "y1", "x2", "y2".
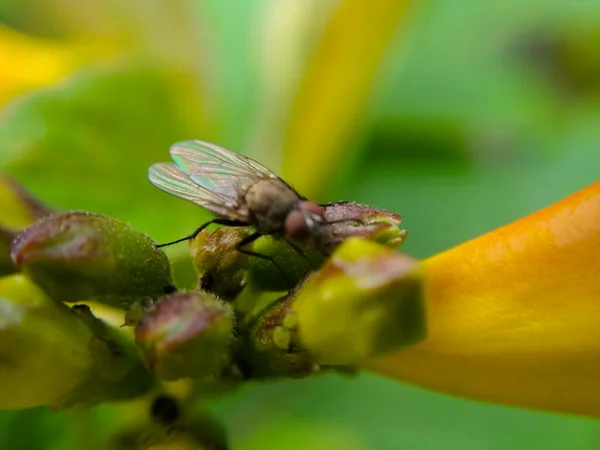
[{"x1": 285, "y1": 201, "x2": 325, "y2": 242}]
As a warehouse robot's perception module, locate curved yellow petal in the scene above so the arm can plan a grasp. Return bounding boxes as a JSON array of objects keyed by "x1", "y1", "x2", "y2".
[
  {"x1": 281, "y1": 0, "x2": 414, "y2": 197},
  {"x1": 365, "y1": 181, "x2": 600, "y2": 417},
  {"x1": 0, "y1": 25, "x2": 118, "y2": 109}
]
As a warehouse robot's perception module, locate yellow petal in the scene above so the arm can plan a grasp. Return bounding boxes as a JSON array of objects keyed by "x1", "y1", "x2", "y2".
[
  {"x1": 0, "y1": 25, "x2": 117, "y2": 109},
  {"x1": 281, "y1": 0, "x2": 414, "y2": 197},
  {"x1": 365, "y1": 181, "x2": 600, "y2": 417}
]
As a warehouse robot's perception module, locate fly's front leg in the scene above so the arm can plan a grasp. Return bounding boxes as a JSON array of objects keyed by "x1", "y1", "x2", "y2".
[
  {"x1": 235, "y1": 232, "x2": 292, "y2": 289},
  {"x1": 156, "y1": 218, "x2": 249, "y2": 248}
]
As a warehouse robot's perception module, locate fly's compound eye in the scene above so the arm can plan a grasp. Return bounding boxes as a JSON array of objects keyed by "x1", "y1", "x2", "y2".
[
  {"x1": 285, "y1": 209, "x2": 309, "y2": 239},
  {"x1": 299, "y1": 201, "x2": 324, "y2": 218}
]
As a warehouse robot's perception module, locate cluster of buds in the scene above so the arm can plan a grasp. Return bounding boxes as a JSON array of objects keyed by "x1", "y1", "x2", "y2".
[{"x1": 1, "y1": 176, "x2": 427, "y2": 447}]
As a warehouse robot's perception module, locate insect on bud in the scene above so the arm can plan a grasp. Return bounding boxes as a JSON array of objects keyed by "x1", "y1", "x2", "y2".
[
  {"x1": 148, "y1": 140, "x2": 406, "y2": 297},
  {"x1": 135, "y1": 291, "x2": 235, "y2": 381},
  {"x1": 294, "y1": 237, "x2": 426, "y2": 365},
  {"x1": 10, "y1": 212, "x2": 173, "y2": 307}
]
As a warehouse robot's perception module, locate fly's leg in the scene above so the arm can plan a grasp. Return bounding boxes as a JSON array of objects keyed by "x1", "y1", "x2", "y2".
[
  {"x1": 236, "y1": 231, "x2": 292, "y2": 289},
  {"x1": 282, "y1": 237, "x2": 319, "y2": 270},
  {"x1": 156, "y1": 218, "x2": 249, "y2": 248}
]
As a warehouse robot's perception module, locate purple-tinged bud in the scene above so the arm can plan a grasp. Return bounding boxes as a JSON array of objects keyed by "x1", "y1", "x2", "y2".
[
  {"x1": 0, "y1": 274, "x2": 94, "y2": 410},
  {"x1": 238, "y1": 280, "x2": 319, "y2": 379},
  {"x1": 294, "y1": 238, "x2": 426, "y2": 365},
  {"x1": 0, "y1": 275, "x2": 154, "y2": 410},
  {"x1": 10, "y1": 212, "x2": 173, "y2": 307},
  {"x1": 135, "y1": 291, "x2": 235, "y2": 381},
  {"x1": 321, "y1": 202, "x2": 406, "y2": 253}
]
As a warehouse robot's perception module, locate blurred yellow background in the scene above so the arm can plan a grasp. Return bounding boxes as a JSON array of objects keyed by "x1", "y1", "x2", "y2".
[{"x1": 1, "y1": 0, "x2": 600, "y2": 448}]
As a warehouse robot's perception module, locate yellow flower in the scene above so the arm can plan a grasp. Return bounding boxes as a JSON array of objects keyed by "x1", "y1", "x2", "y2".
[
  {"x1": 280, "y1": 0, "x2": 414, "y2": 198},
  {"x1": 0, "y1": 25, "x2": 114, "y2": 109},
  {"x1": 365, "y1": 181, "x2": 600, "y2": 418}
]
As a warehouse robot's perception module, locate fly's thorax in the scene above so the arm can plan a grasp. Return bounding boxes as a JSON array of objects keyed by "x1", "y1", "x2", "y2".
[{"x1": 244, "y1": 179, "x2": 300, "y2": 233}]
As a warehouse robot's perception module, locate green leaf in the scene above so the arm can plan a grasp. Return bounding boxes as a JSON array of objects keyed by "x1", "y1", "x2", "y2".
[{"x1": 0, "y1": 63, "x2": 211, "y2": 242}]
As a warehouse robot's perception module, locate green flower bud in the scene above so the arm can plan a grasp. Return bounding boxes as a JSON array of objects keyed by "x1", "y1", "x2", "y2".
[
  {"x1": 0, "y1": 274, "x2": 93, "y2": 410},
  {"x1": 135, "y1": 291, "x2": 235, "y2": 381},
  {"x1": 11, "y1": 212, "x2": 173, "y2": 307},
  {"x1": 237, "y1": 283, "x2": 319, "y2": 379},
  {"x1": 190, "y1": 227, "x2": 253, "y2": 300},
  {"x1": 294, "y1": 237, "x2": 426, "y2": 365},
  {"x1": 0, "y1": 275, "x2": 155, "y2": 410},
  {"x1": 58, "y1": 304, "x2": 155, "y2": 409}
]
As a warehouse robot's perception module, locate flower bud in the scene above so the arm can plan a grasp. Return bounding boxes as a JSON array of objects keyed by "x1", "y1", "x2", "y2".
[
  {"x1": 321, "y1": 202, "x2": 406, "y2": 252},
  {"x1": 60, "y1": 304, "x2": 155, "y2": 409},
  {"x1": 190, "y1": 227, "x2": 253, "y2": 300},
  {"x1": 135, "y1": 291, "x2": 235, "y2": 381},
  {"x1": 0, "y1": 274, "x2": 155, "y2": 410},
  {"x1": 0, "y1": 274, "x2": 93, "y2": 410},
  {"x1": 238, "y1": 283, "x2": 319, "y2": 378},
  {"x1": 11, "y1": 212, "x2": 173, "y2": 307},
  {"x1": 294, "y1": 237, "x2": 426, "y2": 365}
]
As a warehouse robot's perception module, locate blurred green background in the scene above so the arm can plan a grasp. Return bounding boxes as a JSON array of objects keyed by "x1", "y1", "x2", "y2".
[{"x1": 1, "y1": 0, "x2": 600, "y2": 448}]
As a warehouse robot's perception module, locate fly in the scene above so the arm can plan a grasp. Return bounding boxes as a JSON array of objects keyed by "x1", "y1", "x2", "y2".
[{"x1": 148, "y1": 140, "x2": 327, "y2": 283}]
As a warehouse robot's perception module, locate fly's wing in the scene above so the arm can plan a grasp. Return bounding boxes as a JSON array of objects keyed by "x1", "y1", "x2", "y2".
[
  {"x1": 169, "y1": 140, "x2": 305, "y2": 200},
  {"x1": 147, "y1": 162, "x2": 250, "y2": 220}
]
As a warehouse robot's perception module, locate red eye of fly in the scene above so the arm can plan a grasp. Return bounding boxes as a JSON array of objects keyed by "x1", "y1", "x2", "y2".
[
  {"x1": 285, "y1": 210, "x2": 309, "y2": 238},
  {"x1": 299, "y1": 201, "x2": 324, "y2": 217}
]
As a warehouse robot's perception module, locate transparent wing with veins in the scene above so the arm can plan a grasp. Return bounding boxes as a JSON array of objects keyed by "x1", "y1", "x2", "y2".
[
  {"x1": 148, "y1": 160, "x2": 250, "y2": 221},
  {"x1": 148, "y1": 139, "x2": 302, "y2": 220},
  {"x1": 169, "y1": 140, "x2": 279, "y2": 194}
]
